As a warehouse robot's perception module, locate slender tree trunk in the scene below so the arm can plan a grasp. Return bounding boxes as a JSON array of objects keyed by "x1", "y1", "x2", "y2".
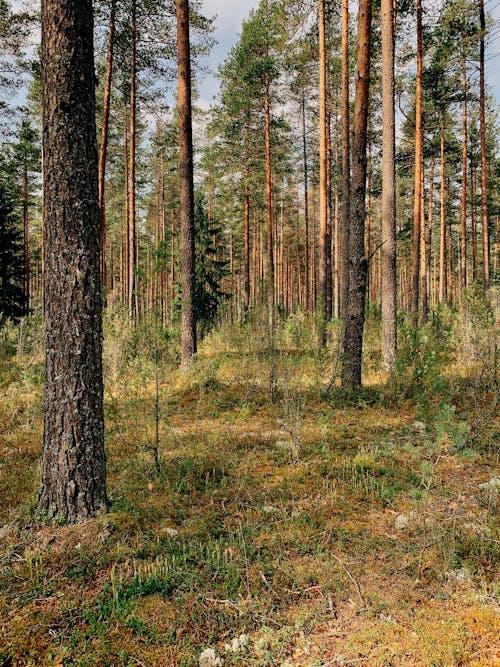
[
  {"x1": 318, "y1": 0, "x2": 328, "y2": 342},
  {"x1": 176, "y1": 0, "x2": 197, "y2": 368},
  {"x1": 264, "y1": 71, "x2": 275, "y2": 331},
  {"x1": 98, "y1": 0, "x2": 115, "y2": 290},
  {"x1": 365, "y1": 143, "x2": 371, "y2": 302},
  {"x1": 411, "y1": 0, "x2": 423, "y2": 324},
  {"x1": 460, "y1": 56, "x2": 468, "y2": 295},
  {"x1": 326, "y1": 76, "x2": 333, "y2": 321},
  {"x1": 244, "y1": 169, "x2": 251, "y2": 314},
  {"x1": 23, "y1": 159, "x2": 30, "y2": 312},
  {"x1": 381, "y1": 0, "x2": 397, "y2": 370},
  {"x1": 128, "y1": 1, "x2": 137, "y2": 317},
  {"x1": 340, "y1": 0, "x2": 350, "y2": 321},
  {"x1": 479, "y1": 0, "x2": 490, "y2": 293},
  {"x1": 39, "y1": 0, "x2": 107, "y2": 522},
  {"x1": 471, "y1": 162, "x2": 478, "y2": 282},
  {"x1": 420, "y1": 166, "x2": 428, "y2": 322},
  {"x1": 302, "y1": 94, "x2": 310, "y2": 311},
  {"x1": 341, "y1": 0, "x2": 372, "y2": 389},
  {"x1": 426, "y1": 157, "x2": 434, "y2": 312},
  {"x1": 439, "y1": 110, "x2": 447, "y2": 303}
]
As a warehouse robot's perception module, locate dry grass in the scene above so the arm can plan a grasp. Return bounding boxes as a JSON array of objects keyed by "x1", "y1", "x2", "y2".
[{"x1": 0, "y1": 314, "x2": 498, "y2": 667}]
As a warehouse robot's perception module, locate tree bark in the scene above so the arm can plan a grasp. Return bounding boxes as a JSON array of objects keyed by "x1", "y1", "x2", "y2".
[
  {"x1": 411, "y1": 0, "x2": 423, "y2": 324},
  {"x1": 479, "y1": 0, "x2": 490, "y2": 293},
  {"x1": 39, "y1": 0, "x2": 107, "y2": 522},
  {"x1": 177, "y1": 0, "x2": 197, "y2": 368},
  {"x1": 302, "y1": 94, "x2": 310, "y2": 311},
  {"x1": 340, "y1": 0, "x2": 351, "y2": 322},
  {"x1": 23, "y1": 158, "x2": 30, "y2": 312},
  {"x1": 460, "y1": 56, "x2": 468, "y2": 295},
  {"x1": 439, "y1": 110, "x2": 447, "y2": 303},
  {"x1": 244, "y1": 168, "x2": 251, "y2": 313},
  {"x1": 341, "y1": 0, "x2": 372, "y2": 389},
  {"x1": 318, "y1": 0, "x2": 328, "y2": 342},
  {"x1": 128, "y1": 1, "x2": 137, "y2": 317},
  {"x1": 98, "y1": 0, "x2": 115, "y2": 291},
  {"x1": 380, "y1": 0, "x2": 397, "y2": 370}
]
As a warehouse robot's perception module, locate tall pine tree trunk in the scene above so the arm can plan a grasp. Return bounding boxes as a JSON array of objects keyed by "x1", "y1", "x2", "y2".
[
  {"x1": 340, "y1": 0, "x2": 351, "y2": 322},
  {"x1": 460, "y1": 56, "x2": 468, "y2": 295},
  {"x1": 439, "y1": 110, "x2": 447, "y2": 303},
  {"x1": 98, "y1": 0, "x2": 115, "y2": 290},
  {"x1": 411, "y1": 0, "x2": 423, "y2": 324},
  {"x1": 341, "y1": 0, "x2": 372, "y2": 389},
  {"x1": 23, "y1": 158, "x2": 30, "y2": 312},
  {"x1": 39, "y1": 0, "x2": 107, "y2": 522},
  {"x1": 479, "y1": 0, "x2": 490, "y2": 293},
  {"x1": 176, "y1": 0, "x2": 197, "y2": 369},
  {"x1": 318, "y1": 0, "x2": 329, "y2": 341},
  {"x1": 380, "y1": 0, "x2": 397, "y2": 370},
  {"x1": 302, "y1": 94, "x2": 310, "y2": 311},
  {"x1": 128, "y1": 1, "x2": 137, "y2": 317}
]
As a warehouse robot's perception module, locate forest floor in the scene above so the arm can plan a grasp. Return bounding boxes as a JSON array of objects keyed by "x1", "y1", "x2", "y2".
[{"x1": 0, "y1": 313, "x2": 499, "y2": 666}]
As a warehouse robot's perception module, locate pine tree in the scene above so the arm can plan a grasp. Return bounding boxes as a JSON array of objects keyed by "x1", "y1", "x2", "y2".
[{"x1": 39, "y1": 0, "x2": 107, "y2": 522}]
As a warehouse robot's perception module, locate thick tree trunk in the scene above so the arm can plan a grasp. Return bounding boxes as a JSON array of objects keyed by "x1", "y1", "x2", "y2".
[
  {"x1": 341, "y1": 0, "x2": 372, "y2": 390},
  {"x1": 176, "y1": 0, "x2": 197, "y2": 369},
  {"x1": 479, "y1": 0, "x2": 490, "y2": 293},
  {"x1": 340, "y1": 0, "x2": 350, "y2": 322},
  {"x1": 98, "y1": 0, "x2": 115, "y2": 290},
  {"x1": 411, "y1": 0, "x2": 423, "y2": 324},
  {"x1": 380, "y1": 0, "x2": 397, "y2": 371},
  {"x1": 39, "y1": 0, "x2": 107, "y2": 522}
]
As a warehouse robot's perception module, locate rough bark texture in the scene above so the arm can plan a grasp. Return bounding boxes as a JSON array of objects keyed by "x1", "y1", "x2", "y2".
[
  {"x1": 439, "y1": 110, "x2": 447, "y2": 303},
  {"x1": 340, "y1": 0, "x2": 350, "y2": 322},
  {"x1": 98, "y1": 0, "x2": 115, "y2": 289},
  {"x1": 460, "y1": 57, "x2": 468, "y2": 294},
  {"x1": 341, "y1": 0, "x2": 372, "y2": 390},
  {"x1": 318, "y1": 0, "x2": 328, "y2": 341},
  {"x1": 23, "y1": 160, "x2": 30, "y2": 310},
  {"x1": 302, "y1": 94, "x2": 310, "y2": 311},
  {"x1": 411, "y1": 0, "x2": 423, "y2": 324},
  {"x1": 128, "y1": 1, "x2": 137, "y2": 317},
  {"x1": 479, "y1": 0, "x2": 490, "y2": 293},
  {"x1": 176, "y1": 0, "x2": 197, "y2": 369},
  {"x1": 39, "y1": 0, "x2": 107, "y2": 522},
  {"x1": 264, "y1": 71, "x2": 275, "y2": 331},
  {"x1": 380, "y1": 0, "x2": 397, "y2": 371},
  {"x1": 244, "y1": 170, "x2": 250, "y2": 313}
]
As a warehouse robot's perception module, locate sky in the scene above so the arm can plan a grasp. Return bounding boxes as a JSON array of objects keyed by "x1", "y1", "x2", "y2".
[
  {"x1": 197, "y1": 0, "x2": 500, "y2": 109},
  {"x1": 196, "y1": 0, "x2": 260, "y2": 108}
]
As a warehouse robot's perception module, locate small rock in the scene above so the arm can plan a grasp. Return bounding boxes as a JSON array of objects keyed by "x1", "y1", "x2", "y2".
[
  {"x1": 412, "y1": 421, "x2": 426, "y2": 432},
  {"x1": 254, "y1": 637, "x2": 268, "y2": 654},
  {"x1": 395, "y1": 514, "x2": 409, "y2": 530},
  {"x1": 199, "y1": 648, "x2": 223, "y2": 667},
  {"x1": 445, "y1": 567, "x2": 470, "y2": 583},
  {"x1": 224, "y1": 634, "x2": 249, "y2": 653},
  {"x1": 262, "y1": 505, "x2": 279, "y2": 514},
  {"x1": 479, "y1": 477, "x2": 500, "y2": 492},
  {"x1": 163, "y1": 527, "x2": 179, "y2": 538}
]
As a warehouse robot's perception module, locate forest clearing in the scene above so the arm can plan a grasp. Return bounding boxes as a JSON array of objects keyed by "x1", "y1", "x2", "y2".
[
  {"x1": 0, "y1": 309, "x2": 499, "y2": 665},
  {"x1": 0, "y1": 0, "x2": 499, "y2": 664}
]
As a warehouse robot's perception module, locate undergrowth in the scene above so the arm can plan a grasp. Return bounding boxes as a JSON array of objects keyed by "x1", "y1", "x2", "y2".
[{"x1": 0, "y1": 304, "x2": 498, "y2": 666}]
